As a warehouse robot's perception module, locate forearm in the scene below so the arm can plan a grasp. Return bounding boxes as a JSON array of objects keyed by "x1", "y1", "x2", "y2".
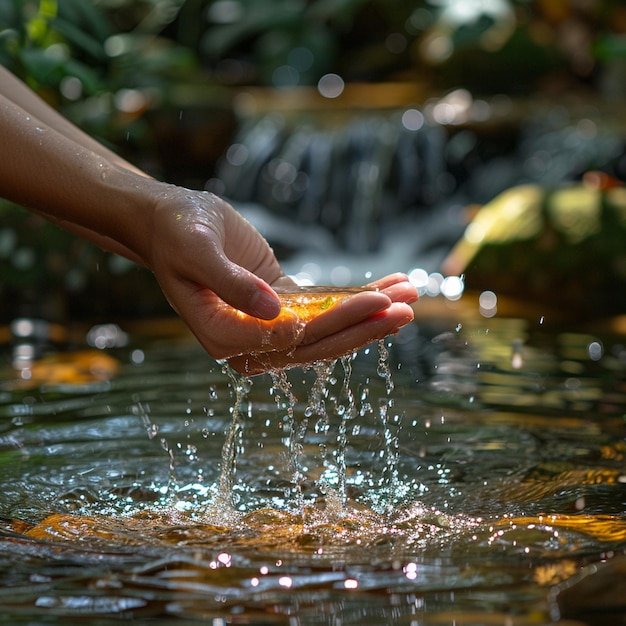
[
  {"x1": 0, "y1": 65, "x2": 145, "y2": 175},
  {"x1": 0, "y1": 93, "x2": 163, "y2": 265}
]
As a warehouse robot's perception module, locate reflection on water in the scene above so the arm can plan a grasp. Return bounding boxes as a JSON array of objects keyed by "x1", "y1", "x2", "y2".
[{"x1": 1, "y1": 315, "x2": 626, "y2": 624}]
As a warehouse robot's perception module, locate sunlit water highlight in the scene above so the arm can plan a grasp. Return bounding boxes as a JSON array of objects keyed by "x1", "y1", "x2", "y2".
[{"x1": 1, "y1": 316, "x2": 626, "y2": 624}]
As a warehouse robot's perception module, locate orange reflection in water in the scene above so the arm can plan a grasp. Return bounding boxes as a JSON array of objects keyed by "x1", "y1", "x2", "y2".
[
  {"x1": 274, "y1": 286, "x2": 367, "y2": 322},
  {"x1": 4, "y1": 350, "x2": 119, "y2": 390}
]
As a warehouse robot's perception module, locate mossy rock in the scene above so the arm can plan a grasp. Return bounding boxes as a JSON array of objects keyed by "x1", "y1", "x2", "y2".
[{"x1": 443, "y1": 178, "x2": 626, "y2": 319}]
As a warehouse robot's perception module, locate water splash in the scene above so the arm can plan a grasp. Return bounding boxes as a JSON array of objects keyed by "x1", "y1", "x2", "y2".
[
  {"x1": 376, "y1": 339, "x2": 401, "y2": 506},
  {"x1": 333, "y1": 354, "x2": 357, "y2": 505},
  {"x1": 3, "y1": 323, "x2": 626, "y2": 624},
  {"x1": 208, "y1": 342, "x2": 403, "y2": 517},
  {"x1": 269, "y1": 367, "x2": 304, "y2": 508},
  {"x1": 216, "y1": 363, "x2": 252, "y2": 506}
]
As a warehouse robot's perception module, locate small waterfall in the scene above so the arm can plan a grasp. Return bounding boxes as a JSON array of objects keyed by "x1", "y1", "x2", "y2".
[
  {"x1": 209, "y1": 109, "x2": 457, "y2": 265},
  {"x1": 206, "y1": 99, "x2": 625, "y2": 286}
]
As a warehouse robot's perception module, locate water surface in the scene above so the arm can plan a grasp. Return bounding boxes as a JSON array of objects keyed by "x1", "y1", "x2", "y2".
[{"x1": 1, "y1": 313, "x2": 625, "y2": 625}]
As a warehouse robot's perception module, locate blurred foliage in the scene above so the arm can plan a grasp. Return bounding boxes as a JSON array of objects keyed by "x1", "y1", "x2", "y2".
[
  {"x1": 196, "y1": 0, "x2": 626, "y2": 94},
  {"x1": 2, "y1": 1, "x2": 626, "y2": 110},
  {"x1": 0, "y1": 202, "x2": 170, "y2": 323},
  {"x1": 0, "y1": 0, "x2": 201, "y2": 147}
]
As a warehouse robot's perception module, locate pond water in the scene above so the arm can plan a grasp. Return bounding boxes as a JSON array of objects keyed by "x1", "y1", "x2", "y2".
[{"x1": 1, "y1": 307, "x2": 625, "y2": 625}]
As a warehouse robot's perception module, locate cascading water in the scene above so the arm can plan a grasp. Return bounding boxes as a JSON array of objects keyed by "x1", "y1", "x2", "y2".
[
  {"x1": 208, "y1": 337, "x2": 402, "y2": 517},
  {"x1": 205, "y1": 102, "x2": 625, "y2": 291}
]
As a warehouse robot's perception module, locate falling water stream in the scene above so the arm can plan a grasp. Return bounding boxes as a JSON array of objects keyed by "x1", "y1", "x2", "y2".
[
  {"x1": 214, "y1": 339, "x2": 398, "y2": 515},
  {"x1": 203, "y1": 338, "x2": 399, "y2": 519}
]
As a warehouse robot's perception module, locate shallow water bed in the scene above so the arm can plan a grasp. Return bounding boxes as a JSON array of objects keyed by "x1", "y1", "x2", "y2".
[{"x1": 1, "y1": 314, "x2": 625, "y2": 625}]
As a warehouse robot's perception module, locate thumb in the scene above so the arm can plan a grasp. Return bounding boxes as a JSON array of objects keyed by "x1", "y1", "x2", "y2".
[
  {"x1": 185, "y1": 236, "x2": 281, "y2": 320},
  {"x1": 206, "y1": 255, "x2": 282, "y2": 320},
  {"x1": 153, "y1": 196, "x2": 284, "y2": 320},
  {"x1": 205, "y1": 213, "x2": 284, "y2": 319}
]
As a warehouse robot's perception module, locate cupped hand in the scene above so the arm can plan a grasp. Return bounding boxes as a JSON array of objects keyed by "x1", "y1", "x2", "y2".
[
  {"x1": 228, "y1": 274, "x2": 417, "y2": 375},
  {"x1": 147, "y1": 188, "x2": 417, "y2": 373}
]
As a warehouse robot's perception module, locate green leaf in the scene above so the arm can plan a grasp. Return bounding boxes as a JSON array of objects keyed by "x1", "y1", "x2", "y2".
[
  {"x1": 18, "y1": 47, "x2": 102, "y2": 93},
  {"x1": 49, "y1": 16, "x2": 108, "y2": 61},
  {"x1": 57, "y1": 0, "x2": 112, "y2": 43},
  {"x1": 202, "y1": 2, "x2": 303, "y2": 58}
]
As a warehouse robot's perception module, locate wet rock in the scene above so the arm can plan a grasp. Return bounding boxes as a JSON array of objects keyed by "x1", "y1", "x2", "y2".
[
  {"x1": 443, "y1": 177, "x2": 626, "y2": 319},
  {"x1": 554, "y1": 555, "x2": 626, "y2": 624}
]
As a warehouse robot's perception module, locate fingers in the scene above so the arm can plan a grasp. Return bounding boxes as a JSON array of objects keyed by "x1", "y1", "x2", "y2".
[
  {"x1": 365, "y1": 273, "x2": 418, "y2": 304},
  {"x1": 205, "y1": 289, "x2": 388, "y2": 359},
  {"x1": 228, "y1": 302, "x2": 415, "y2": 375},
  {"x1": 217, "y1": 208, "x2": 287, "y2": 318},
  {"x1": 224, "y1": 274, "x2": 418, "y2": 373},
  {"x1": 365, "y1": 272, "x2": 410, "y2": 291},
  {"x1": 151, "y1": 190, "x2": 285, "y2": 321},
  {"x1": 191, "y1": 284, "x2": 393, "y2": 362},
  {"x1": 177, "y1": 225, "x2": 283, "y2": 320},
  {"x1": 301, "y1": 291, "x2": 391, "y2": 344}
]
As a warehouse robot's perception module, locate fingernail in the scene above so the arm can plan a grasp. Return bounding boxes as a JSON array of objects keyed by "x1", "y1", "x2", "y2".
[{"x1": 251, "y1": 289, "x2": 281, "y2": 319}]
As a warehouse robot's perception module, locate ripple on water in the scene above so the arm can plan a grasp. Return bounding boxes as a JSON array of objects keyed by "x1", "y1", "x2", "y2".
[{"x1": 1, "y1": 321, "x2": 626, "y2": 623}]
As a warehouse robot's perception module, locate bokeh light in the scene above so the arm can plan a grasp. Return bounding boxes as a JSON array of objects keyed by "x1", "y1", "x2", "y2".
[
  {"x1": 479, "y1": 290, "x2": 498, "y2": 318},
  {"x1": 317, "y1": 73, "x2": 344, "y2": 99}
]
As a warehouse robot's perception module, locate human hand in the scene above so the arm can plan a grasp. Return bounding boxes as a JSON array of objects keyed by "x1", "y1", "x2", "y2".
[
  {"x1": 227, "y1": 273, "x2": 417, "y2": 375},
  {"x1": 146, "y1": 188, "x2": 416, "y2": 373}
]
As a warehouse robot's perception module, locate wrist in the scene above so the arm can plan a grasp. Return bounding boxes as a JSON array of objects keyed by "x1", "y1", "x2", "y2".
[{"x1": 91, "y1": 166, "x2": 169, "y2": 265}]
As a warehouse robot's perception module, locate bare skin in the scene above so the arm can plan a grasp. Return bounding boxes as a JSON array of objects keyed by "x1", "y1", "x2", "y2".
[{"x1": 0, "y1": 66, "x2": 417, "y2": 372}]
